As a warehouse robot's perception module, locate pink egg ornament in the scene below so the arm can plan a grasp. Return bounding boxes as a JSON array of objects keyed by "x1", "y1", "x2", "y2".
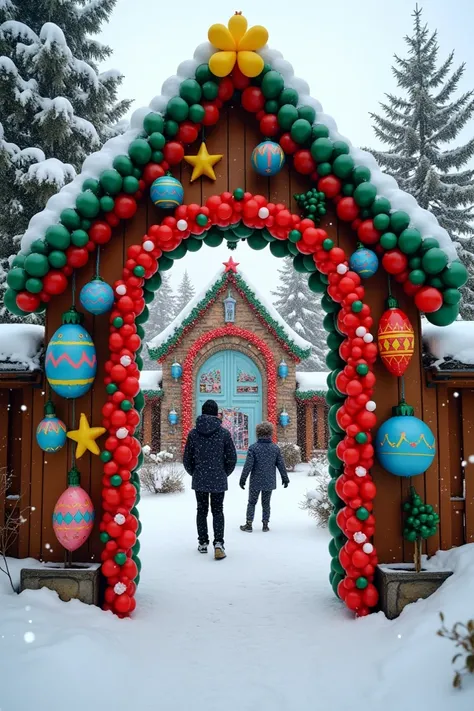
[{"x1": 52, "y1": 468, "x2": 94, "y2": 552}]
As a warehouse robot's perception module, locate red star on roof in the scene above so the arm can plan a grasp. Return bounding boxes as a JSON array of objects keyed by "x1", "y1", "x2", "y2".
[{"x1": 223, "y1": 256, "x2": 239, "y2": 273}]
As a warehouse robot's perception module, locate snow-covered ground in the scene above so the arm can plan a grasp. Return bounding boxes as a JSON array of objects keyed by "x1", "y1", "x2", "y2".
[{"x1": 1, "y1": 466, "x2": 473, "y2": 711}]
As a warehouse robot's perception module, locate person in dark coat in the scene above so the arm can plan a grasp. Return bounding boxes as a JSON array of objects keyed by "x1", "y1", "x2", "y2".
[
  {"x1": 183, "y1": 399, "x2": 237, "y2": 559},
  {"x1": 239, "y1": 421, "x2": 289, "y2": 532}
]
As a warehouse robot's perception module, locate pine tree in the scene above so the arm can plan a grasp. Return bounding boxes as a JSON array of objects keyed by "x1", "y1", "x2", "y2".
[
  {"x1": 368, "y1": 6, "x2": 474, "y2": 318},
  {"x1": 174, "y1": 270, "x2": 195, "y2": 316},
  {"x1": 271, "y1": 258, "x2": 326, "y2": 371},
  {"x1": 142, "y1": 273, "x2": 177, "y2": 369}
]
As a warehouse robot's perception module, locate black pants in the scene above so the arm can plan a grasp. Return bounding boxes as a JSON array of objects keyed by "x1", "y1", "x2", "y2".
[
  {"x1": 195, "y1": 491, "x2": 225, "y2": 546},
  {"x1": 247, "y1": 488, "x2": 272, "y2": 523}
]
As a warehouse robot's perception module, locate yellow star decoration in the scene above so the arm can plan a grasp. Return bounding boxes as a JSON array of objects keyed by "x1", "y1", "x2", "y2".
[
  {"x1": 208, "y1": 12, "x2": 268, "y2": 78},
  {"x1": 67, "y1": 413, "x2": 106, "y2": 458},
  {"x1": 184, "y1": 142, "x2": 223, "y2": 182}
]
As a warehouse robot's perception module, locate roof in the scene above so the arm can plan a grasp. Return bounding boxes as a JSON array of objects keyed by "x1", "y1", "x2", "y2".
[
  {"x1": 296, "y1": 371, "x2": 329, "y2": 400},
  {"x1": 0, "y1": 324, "x2": 44, "y2": 372},
  {"x1": 139, "y1": 368, "x2": 163, "y2": 397},
  {"x1": 147, "y1": 267, "x2": 312, "y2": 362},
  {"x1": 422, "y1": 320, "x2": 474, "y2": 372}
]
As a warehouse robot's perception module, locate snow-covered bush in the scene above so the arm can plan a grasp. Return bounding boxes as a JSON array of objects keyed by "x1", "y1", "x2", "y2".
[
  {"x1": 140, "y1": 446, "x2": 185, "y2": 495},
  {"x1": 279, "y1": 441, "x2": 301, "y2": 472},
  {"x1": 438, "y1": 613, "x2": 474, "y2": 688},
  {"x1": 307, "y1": 450, "x2": 328, "y2": 477},
  {"x1": 300, "y1": 469, "x2": 331, "y2": 527}
]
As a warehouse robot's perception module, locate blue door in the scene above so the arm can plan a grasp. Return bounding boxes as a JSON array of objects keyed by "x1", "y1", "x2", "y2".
[{"x1": 196, "y1": 350, "x2": 263, "y2": 462}]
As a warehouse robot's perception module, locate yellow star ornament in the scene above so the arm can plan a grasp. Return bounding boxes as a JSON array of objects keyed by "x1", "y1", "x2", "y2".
[
  {"x1": 184, "y1": 142, "x2": 223, "y2": 182},
  {"x1": 67, "y1": 413, "x2": 106, "y2": 458}
]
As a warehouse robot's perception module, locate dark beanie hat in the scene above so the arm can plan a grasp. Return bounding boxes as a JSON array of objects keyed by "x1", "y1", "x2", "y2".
[{"x1": 202, "y1": 399, "x2": 219, "y2": 416}]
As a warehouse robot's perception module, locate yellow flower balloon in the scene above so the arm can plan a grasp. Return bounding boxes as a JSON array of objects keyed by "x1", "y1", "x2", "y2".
[
  {"x1": 208, "y1": 13, "x2": 268, "y2": 78},
  {"x1": 67, "y1": 413, "x2": 106, "y2": 458}
]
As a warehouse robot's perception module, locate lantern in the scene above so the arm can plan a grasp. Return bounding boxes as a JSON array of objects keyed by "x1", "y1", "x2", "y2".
[
  {"x1": 35, "y1": 401, "x2": 67, "y2": 452},
  {"x1": 45, "y1": 308, "x2": 97, "y2": 399},
  {"x1": 168, "y1": 409, "x2": 179, "y2": 426},
  {"x1": 278, "y1": 360, "x2": 289, "y2": 379},
  {"x1": 171, "y1": 362, "x2": 182, "y2": 380},
  {"x1": 378, "y1": 296, "x2": 414, "y2": 376},
  {"x1": 349, "y1": 246, "x2": 379, "y2": 279},
  {"x1": 79, "y1": 277, "x2": 114, "y2": 315},
  {"x1": 223, "y1": 289, "x2": 236, "y2": 323},
  {"x1": 150, "y1": 176, "x2": 184, "y2": 209},
  {"x1": 52, "y1": 467, "x2": 95, "y2": 552},
  {"x1": 375, "y1": 401, "x2": 436, "y2": 477},
  {"x1": 251, "y1": 141, "x2": 285, "y2": 176},
  {"x1": 279, "y1": 410, "x2": 290, "y2": 427}
]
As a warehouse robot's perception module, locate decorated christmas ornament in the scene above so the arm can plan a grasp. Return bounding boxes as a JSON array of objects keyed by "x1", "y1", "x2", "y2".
[
  {"x1": 79, "y1": 278, "x2": 114, "y2": 315},
  {"x1": 279, "y1": 410, "x2": 290, "y2": 427},
  {"x1": 184, "y1": 142, "x2": 223, "y2": 182},
  {"x1": 35, "y1": 401, "x2": 67, "y2": 452},
  {"x1": 251, "y1": 141, "x2": 285, "y2": 176},
  {"x1": 378, "y1": 296, "x2": 415, "y2": 376},
  {"x1": 375, "y1": 401, "x2": 436, "y2": 477},
  {"x1": 67, "y1": 412, "x2": 106, "y2": 458},
  {"x1": 171, "y1": 362, "x2": 182, "y2": 380},
  {"x1": 208, "y1": 12, "x2": 268, "y2": 78},
  {"x1": 52, "y1": 467, "x2": 94, "y2": 552},
  {"x1": 168, "y1": 409, "x2": 179, "y2": 426},
  {"x1": 150, "y1": 176, "x2": 184, "y2": 209},
  {"x1": 45, "y1": 308, "x2": 97, "y2": 399},
  {"x1": 278, "y1": 360, "x2": 289, "y2": 379},
  {"x1": 349, "y1": 246, "x2": 379, "y2": 279}
]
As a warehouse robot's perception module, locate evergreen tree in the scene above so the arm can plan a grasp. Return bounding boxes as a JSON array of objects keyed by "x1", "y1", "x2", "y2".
[
  {"x1": 174, "y1": 270, "x2": 195, "y2": 316},
  {"x1": 142, "y1": 273, "x2": 177, "y2": 369},
  {"x1": 271, "y1": 258, "x2": 326, "y2": 371},
  {"x1": 368, "y1": 6, "x2": 474, "y2": 318}
]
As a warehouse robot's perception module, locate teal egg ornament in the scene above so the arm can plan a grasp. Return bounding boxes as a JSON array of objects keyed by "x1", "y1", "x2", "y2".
[
  {"x1": 349, "y1": 247, "x2": 379, "y2": 278},
  {"x1": 79, "y1": 278, "x2": 114, "y2": 315},
  {"x1": 251, "y1": 141, "x2": 285, "y2": 176},
  {"x1": 45, "y1": 310, "x2": 97, "y2": 399},
  {"x1": 375, "y1": 415, "x2": 436, "y2": 477},
  {"x1": 36, "y1": 401, "x2": 67, "y2": 452},
  {"x1": 150, "y1": 176, "x2": 184, "y2": 209}
]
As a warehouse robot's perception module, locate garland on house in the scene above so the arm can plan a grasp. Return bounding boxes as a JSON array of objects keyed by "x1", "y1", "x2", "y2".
[
  {"x1": 295, "y1": 390, "x2": 327, "y2": 401},
  {"x1": 142, "y1": 389, "x2": 164, "y2": 399}
]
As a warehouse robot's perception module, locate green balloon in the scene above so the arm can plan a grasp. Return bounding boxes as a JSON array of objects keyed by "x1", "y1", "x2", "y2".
[
  {"x1": 373, "y1": 213, "x2": 390, "y2": 232},
  {"x1": 264, "y1": 99, "x2": 279, "y2": 114},
  {"x1": 136, "y1": 324, "x2": 145, "y2": 339},
  {"x1": 328, "y1": 404, "x2": 344, "y2": 434},
  {"x1": 441, "y1": 261, "x2": 468, "y2": 288},
  {"x1": 428, "y1": 276, "x2": 444, "y2": 289},
  {"x1": 331, "y1": 556, "x2": 345, "y2": 575},
  {"x1": 279, "y1": 88, "x2": 298, "y2": 106},
  {"x1": 144, "y1": 289, "x2": 154, "y2": 304},
  {"x1": 4, "y1": 288, "x2": 27, "y2": 316},
  {"x1": 356, "y1": 576, "x2": 368, "y2": 590},
  {"x1": 204, "y1": 230, "x2": 223, "y2": 248},
  {"x1": 261, "y1": 70, "x2": 284, "y2": 99},
  {"x1": 422, "y1": 247, "x2": 448, "y2": 275},
  {"x1": 45, "y1": 224, "x2": 71, "y2": 250},
  {"x1": 143, "y1": 112, "x2": 164, "y2": 135},
  {"x1": 328, "y1": 537, "x2": 340, "y2": 558},
  {"x1": 332, "y1": 154, "x2": 354, "y2": 179},
  {"x1": 356, "y1": 506, "x2": 369, "y2": 521},
  {"x1": 166, "y1": 242, "x2": 187, "y2": 260},
  {"x1": 308, "y1": 271, "x2": 326, "y2": 293},
  {"x1": 390, "y1": 211, "x2": 410, "y2": 234},
  {"x1": 195, "y1": 63, "x2": 214, "y2": 84},
  {"x1": 408, "y1": 256, "x2": 422, "y2": 269},
  {"x1": 149, "y1": 132, "x2": 166, "y2": 151},
  {"x1": 114, "y1": 552, "x2": 127, "y2": 565},
  {"x1": 113, "y1": 154, "x2": 134, "y2": 176},
  {"x1": 293, "y1": 254, "x2": 307, "y2": 273},
  {"x1": 317, "y1": 162, "x2": 332, "y2": 177},
  {"x1": 408, "y1": 269, "x2": 426, "y2": 285},
  {"x1": 311, "y1": 124, "x2": 329, "y2": 140},
  {"x1": 327, "y1": 479, "x2": 340, "y2": 506},
  {"x1": 71, "y1": 229, "x2": 89, "y2": 247},
  {"x1": 332, "y1": 141, "x2": 350, "y2": 157},
  {"x1": 151, "y1": 150, "x2": 164, "y2": 163},
  {"x1": 134, "y1": 390, "x2": 145, "y2": 412},
  {"x1": 290, "y1": 118, "x2": 312, "y2": 144},
  {"x1": 398, "y1": 227, "x2": 422, "y2": 254},
  {"x1": 123, "y1": 176, "x2": 140, "y2": 194},
  {"x1": 7, "y1": 267, "x2": 27, "y2": 290},
  {"x1": 11, "y1": 254, "x2": 25, "y2": 268},
  {"x1": 287, "y1": 242, "x2": 299, "y2": 256},
  {"x1": 353, "y1": 166, "x2": 371, "y2": 185},
  {"x1": 323, "y1": 313, "x2": 337, "y2": 332},
  {"x1": 202, "y1": 81, "x2": 218, "y2": 100},
  {"x1": 353, "y1": 182, "x2": 377, "y2": 207},
  {"x1": 158, "y1": 255, "x2": 174, "y2": 271},
  {"x1": 321, "y1": 293, "x2": 338, "y2": 313},
  {"x1": 76, "y1": 192, "x2": 100, "y2": 218},
  {"x1": 443, "y1": 288, "x2": 461, "y2": 305},
  {"x1": 303, "y1": 255, "x2": 317, "y2": 272},
  {"x1": 371, "y1": 196, "x2": 391, "y2": 215},
  {"x1": 60, "y1": 208, "x2": 81, "y2": 230},
  {"x1": 328, "y1": 513, "x2": 341, "y2": 538},
  {"x1": 24, "y1": 252, "x2": 49, "y2": 277},
  {"x1": 247, "y1": 233, "x2": 268, "y2": 250},
  {"x1": 310, "y1": 137, "x2": 333, "y2": 163},
  {"x1": 326, "y1": 388, "x2": 344, "y2": 406},
  {"x1": 100, "y1": 169, "x2": 123, "y2": 195},
  {"x1": 425, "y1": 303, "x2": 459, "y2": 326},
  {"x1": 110, "y1": 475, "x2": 123, "y2": 488},
  {"x1": 128, "y1": 138, "x2": 152, "y2": 165},
  {"x1": 289, "y1": 229, "x2": 302, "y2": 243},
  {"x1": 326, "y1": 350, "x2": 344, "y2": 370},
  {"x1": 186, "y1": 237, "x2": 203, "y2": 252},
  {"x1": 341, "y1": 183, "x2": 354, "y2": 197},
  {"x1": 136, "y1": 306, "x2": 149, "y2": 325},
  {"x1": 420, "y1": 237, "x2": 440, "y2": 252},
  {"x1": 277, "y1": 104, "x2": 298, "y2": 131},
  {"x1": 179, "y1": 79, "x2": 202, "y2": 104},
  {"x1": 298, "y1": 105, "x2": 316, "y2": 124},
  {"x1": 270, "y1": 240, "x2": 289, "y2": 258},
  {"x1": 167, "y1": 96, "x2": 189, "y2": 122},
  {"x1": 189, "y1": 104, "x2": 205, "y2": 123},
  {"x1": 48, "y1": 250, "x2": 67, "y2": 268},
  {"x1": 380, "y1": 232, "x2": 398, "y2": 250}
]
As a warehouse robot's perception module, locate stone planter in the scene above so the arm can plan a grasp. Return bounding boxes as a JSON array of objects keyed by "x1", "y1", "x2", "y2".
[
  {"x1": 20, "y1": 563, "x2": 101, "y2": 606},
  {"x1": 375, "y1": 564, "x2": 453, "y2": 619}
]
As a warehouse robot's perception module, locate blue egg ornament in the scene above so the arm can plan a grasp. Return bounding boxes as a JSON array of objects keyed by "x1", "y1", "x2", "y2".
[
  {"x1": 36, "y1": 401, "x2": 67, "y2": 452},
  {"x1": 251, "y1": 141, "x2": 285, "y2": 177},
  {"x1": 375, "y1": 415, "x2": 436, "y2": 477},
  {"x1": 45, "y1": 318, "x2": 97, "y2": 399},
  {"x1": 349, "y1": 247, "x2": 379, "y2": 279},
  {"x1": 150, "y1": 176, "x2": 184, "y2": 210},
  {"x1": 79, "y1": 278, "x2": 114, "y2": 315}
]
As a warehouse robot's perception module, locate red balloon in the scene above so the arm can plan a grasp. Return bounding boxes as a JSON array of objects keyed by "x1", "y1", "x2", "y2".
[
  {"x1": 114, "y1": 593, "x2": 132, "y2": 614},
  {"x1": 142, "y1": 163, "x2": 164, "y2": 185},
  {"x1": 43, "y1": 270, "x2": 68, "y2": 295},
  {"x1": 121, "y1": 376, "x2": 140, "y2": 397},
  {"x1": 259, "y1": 113, "x2": 279, "y2": 137},
  {"x1": 114, "y1": 195, "x2": 137, "y2": 219},
  {"x1": 318, "y1": 176, "x2": 341, "y2": 198},
  {"x1": 241, "y1": 87, "x2": 265, "y2": 113},
  {"x1": 118, "y1": 530, "x2": 137, "y2": 549},
  {"x1": 357, "y1": 220, "x2": 380, "y2": 245},
  {"x1": 66, "y1": 246, "x2": 89, "y2": 268},
  {"x1": 280, "y1": 133, "x2": 297, "y2": 154},
  {"x1": 218, "y1": 77, "x2": 234, "y2": 101},
  {"x1": 89, "y1": 221, "x2": 112, "y2": 245},
  {"x1": 337, "y1": 197, "x2": 359, "y2": 222},
  {"x1": 414, "y1": 286, "x2": 443, "y2": 313},
  {"x1": 352, "y1": 550, "x2": 370, "y2": 568},
  {"x1": 202, "y1": 102, "x2": 220, "y2": 126},
  {"x1": 382, "y1": 249, "x2": 408, "y2": 275},
  {"x1": 232, "y1": 66, "x2": 250, "y2": 90},
  {"x1": 102, "y1": 559, "x2": 120, "y2": 578},
  {"x1": 177, "y1": 121, "x2": 199, "y2": 144},
  {"x1": 16, "y1": 291, "x2": 40, "y2": 313},
  {"x1": 345, "y1": 590, "x2": 363, "y2": 611},
  {"x1": 114, "y1": 445, "x2": 132, "y2": 465},
  {"x1": 362, "y1": 584, "x2": 379, "y2": 607},
  {"x1": 293, "y1": 150, "x2": 316, "y2": 175},
  {"x1": 163, "y1": 141, "x2": 185, "y2": 165}
]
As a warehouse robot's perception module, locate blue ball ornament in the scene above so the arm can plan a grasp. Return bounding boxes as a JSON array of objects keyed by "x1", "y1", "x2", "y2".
[
  {"x1": 349, "y1": 247, "x2": 379, "y2": 278},
  {"x1": 150, "y1": 176, "x2": 184, "y2": 209},
  {"x1": 251, "y1": 141, "x2": 285, "y2": 177},
  {"x1": 45, "y1": 316, "x2": 97, "y2": 399},
  {"x1": 36, "y1": 401, "x2": 67, "y2": 452},
  {"x1": 375, "y1": 415, "x2": 436, "y2": 477},
  {"x1": 79, "y1": 278, "x2": 114, "y2": 315}
]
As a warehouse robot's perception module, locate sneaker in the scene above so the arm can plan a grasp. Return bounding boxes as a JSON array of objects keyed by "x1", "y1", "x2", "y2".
[
  {"x1": 240, "y1": 522, "x2": 253, "y2": 533},
  {"x1": 262, "y1": 522, "x2": 270, "y2": 532},
  {"x1": 214, "y1": 542, "x2": 226, "y2": 560},
  {"x1": 198, "y1": 543, "x2": 208, "y2": 554}
]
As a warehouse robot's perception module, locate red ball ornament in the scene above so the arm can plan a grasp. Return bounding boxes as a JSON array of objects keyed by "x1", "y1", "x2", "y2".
[
  {"x1": 163, "y1": 142, "x2": 185, "y2": 165},
  {"x1": 241, "y1": 87, "x2": 265, "y2": 113},
  {"x1": 114, "y1": 445, "x2": 133, "y2": 466},
  {"x1": 414, "y1": 286, "x2": 443, "y2": 313}
]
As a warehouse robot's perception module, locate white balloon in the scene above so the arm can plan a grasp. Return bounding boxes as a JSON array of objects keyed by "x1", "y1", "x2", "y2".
[
  {"x1": 161, "y1": 75, "x2": 181, "y2": 98},
  {"x1": 177, "y1": 219, "x2": 188, "y2": 232},
  {"x1": 366, "y1": 400, "x2": 377, "y2": 412},
  {"x1": 259, "y1": 47, "x2": 283, "y2": 64},
  {"x1": 318, "y1": 112, "x2": 338, "y2": 134},
  {"x1": 271, "y1": 58, "x2": 294, "y2": 81},
  {"x1": 116, "y1": 285, "x2": 127, "y2": 296},
  {"x1": 177, "y1": 59, "x2": 198, "y2": 80},
  {"x1": 298, "y1": 94, "x2": 323, "y2": 115},
  {"x1": 130, "y1": 106, "x2": 151, "y2": 130},
  {"x1": 116, "y1": 427, "x2": 128, "y2": 440},
  {"x1": 362, "y1": 542, "x2": 374, "y2": 554},
  {"x1": 193, "y1": 41, "x2": 214, "y2": 63},
  {"x1": 149, "y1": 95, "x2": 168, "y2": 113},
  {"x1": 356, "y1": 326, "x2": 367, "y2": 337},
  {"x1": 337, "y1": 264, "x2": 348, "y2": 275},
  {"x1": 287, "y1": 76, "x2": 310, "y2": 96},
  {"x1": 258, "y1": 207, "x2": 270, "y2": 219},
  {"x1": 120, "y1": 355, "x2": 132, "y2": 367},
  {"x1": 143, "y1": 240, "x2": 155, "y2": 252}
]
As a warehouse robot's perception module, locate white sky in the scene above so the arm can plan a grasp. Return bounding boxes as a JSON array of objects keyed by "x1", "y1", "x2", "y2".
[{"x1": 98, "y1": 0, "x2": 474, "y2": 298}]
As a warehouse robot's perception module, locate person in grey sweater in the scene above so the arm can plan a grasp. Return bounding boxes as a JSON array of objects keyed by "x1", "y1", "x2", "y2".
[{"x1": 239, "y1": 421, "x2": 289, "y2": 532}]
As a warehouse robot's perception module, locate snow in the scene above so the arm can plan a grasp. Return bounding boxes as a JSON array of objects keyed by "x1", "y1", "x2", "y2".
[
  {"x1": 23, "y1": 158, "x2": 75, "y2": 188},
  {"x1": 423, "y1": 320, "x2": 474, "y2": 366},
  {"x1": 1, "y1": 468, "x2": 473, "y2": 710},
  {"x1": 0, "y1": 323, "x2": 44, "y2": 370},
  {"x1": 0, "y1": 20, "x2": 39, "y2": 43},
  {"x1": 139, "y1": 368, "x2": 163, "y2": 391},
  {"x1": 296, "y1": 371, "x2": 329, "y2": 392}
]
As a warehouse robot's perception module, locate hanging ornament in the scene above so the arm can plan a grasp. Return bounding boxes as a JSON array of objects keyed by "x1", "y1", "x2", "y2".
[
  {"x1": 168, "y1": 409, "x2": 179, "y2": 425},
  {"x1": 171, "y1": 362, "x2": 182, "y2": 380},
  {"x1": 35, "y1": 401, "x2": 67, "y2": 452},
  {"x1": 150, "y1": 176, "x2": 184, "y2": 209},
  {"x1": 375, "y1": 400, "x2": 436, "y2": 477},
  {"x1": 184, "y1": 142, "x2": 223, "y2": 182},
  {"x1": 279, "y1": 410, "x2": 290, "y2": 427},
  {"x1": 251, "y1": 140, "x2": 285, "y2": 176},
  {"x1": 67, "y1": 412, "x2": 106, "y2": 458},
  {"x1": 79, "y1": 277, "x2": 114, "y2": 315},
  {"x1": 349, "y1": 245, "x2": 379, "y2": 279},
  {"x1": 378, "y1": 296, "x2": 415, "y2": 376},
  {"x1": 52, "y1": 467, "x2": 94, "y2": 552},
  {"x1": 278, "y1": 360, "x2": 289, "y2": 379},
  {"x1": 45, "y1": 307, "x2": 97, "y2": 399}
]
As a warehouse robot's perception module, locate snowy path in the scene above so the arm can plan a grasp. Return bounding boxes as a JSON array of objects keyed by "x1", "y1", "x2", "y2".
[{"x1": 1, "y1": 467, "x2": 473, "y2": 711}]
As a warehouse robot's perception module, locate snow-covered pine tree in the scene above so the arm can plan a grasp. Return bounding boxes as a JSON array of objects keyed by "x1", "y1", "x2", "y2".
[
  {"x1": 174, "y1": 270, "x2": 195, "y2": 316},
  {"x1": 0, "y1": 0, "x2": 131, "y2": 322},
  {"x1": 368, "y1": 6, "x2": 474, "y2": 318},
  {"x1": 142, "y1": 273, "x2": 177, "y2": 369},
  {"x1": 271, "y1": 258, "x2": 326, "y2": 371}
]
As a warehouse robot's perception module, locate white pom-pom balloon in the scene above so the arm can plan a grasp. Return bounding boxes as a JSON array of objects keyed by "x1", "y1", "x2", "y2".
[
  {"x1": 337, "y1": 264, "x2": 348, "y2": 275},
  {"x1": 258, "y1": 207, "x2": 270, "y2": 219},
  {"x1": 353, "y1": 532, "x2": 367, "y2": 544},
  {"x1": 356, "y1": 326, "x2": 367, "y2": 337},
  {"x1": 177, "y1": 219, "x2": 188, "y2": 232},
  {"x1": 355, "y1": 466, "x2": 367, "y2": 477},
  {"x1": 161, "y1": 75, "x2": 181, "y2": 98},
  {"x1": 362, "y1": 543, "x2": 374, "y2": 554},
  {"x1": 194, "y1": 42, "x2": 214, "y2": 63},
  {"x1": 116, "y1": 427, "x2": 129, "y2": 440},
  {"x1": 366, "y1": 401, "x2": 376, "y2": 412},
  {"x1": 363, "y1": 333, "x2": 374, "y2": 343},
  {"x1": 120, "y1": 355, "x2": 132, "y2": 367},
  {"x1": 116, "y1": 285, "x2": 127, "y2": 296},
  {"x1": 143, "y1": 240, "x2": 154, "y2": 252},
  {"x1": 114, "y1": 514, "x2": 126, "y2": 525}
]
